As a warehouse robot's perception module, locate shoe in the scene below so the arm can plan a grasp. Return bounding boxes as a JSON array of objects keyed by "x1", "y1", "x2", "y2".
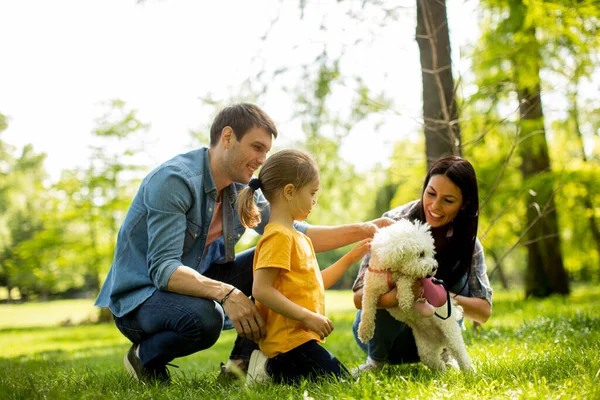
[
  {"x1": 245, "y1": 350, "x2": 269, "y2": 384},
  {"x1": 124, "y1": 344, "x2": 173, "y2": 384},
  {"x1": 217, "y1": 359, "x2": 249, "y2": 383},
  {"x1": 351, "y1": 357, "x2": 384, "y2": 376}
]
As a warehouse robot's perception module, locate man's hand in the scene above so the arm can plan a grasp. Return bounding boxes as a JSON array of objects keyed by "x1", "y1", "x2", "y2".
[
  {"x1": 362, "y1": 217, "x2": 395, "y2": 238},
  {"x1": 221, "y1": 289, "x2": 266, "y2": 343},
  {"x1": 301, "y1": 311, "x2": 334, "y2": 340}
]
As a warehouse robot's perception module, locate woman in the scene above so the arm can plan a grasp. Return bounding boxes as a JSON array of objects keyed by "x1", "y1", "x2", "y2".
[{"x1": 352, "y1": 156, "x2": 493, "y2": 372}]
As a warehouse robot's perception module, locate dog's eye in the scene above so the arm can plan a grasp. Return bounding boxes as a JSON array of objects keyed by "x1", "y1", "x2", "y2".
[{"x1": 419, "y1": 251, "x2": 425, "y2": 258}]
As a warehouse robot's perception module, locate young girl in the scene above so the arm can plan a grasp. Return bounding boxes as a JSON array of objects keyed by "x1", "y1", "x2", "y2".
[{"x1": 237, "y1": 149, "x2": 371, "y2": 384}]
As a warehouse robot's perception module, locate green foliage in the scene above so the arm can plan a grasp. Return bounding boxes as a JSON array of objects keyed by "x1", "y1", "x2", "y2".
[
  {"x1": 0, "y1": 139, "x2": 50, "y2": 299},
  {"x1": 56, "y1": 100, "x2": 150, "y2": 292},
  {"x1": 469, "y1": 0, "x2": 600, "y2": 288},
  {"x1": 285, "y1": 56, "x2": 391, "y2": 287},
  {"x1": 1, "y1": 286, "x2": 599, "y2": 399},
  {"x1": 387, "y1": 140, "x2": 427, "y2": 209},
  {"x1": 461, "y1": 113, "x2": 528, "y2": 282},
  {"x1": 0, "y1": 101, "x2": 150, "y2": 300},
  {"x1": 1, "y1": 0, "x2": 599, "y2": 299},
  {"x1": 0, "y1": 113, "x2": 7, "y2": 133}
]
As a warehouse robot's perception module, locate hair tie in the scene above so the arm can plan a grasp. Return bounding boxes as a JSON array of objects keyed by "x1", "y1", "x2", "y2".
[{"x1": 248, "y1": 178, "x2": 262, "y2": 191}]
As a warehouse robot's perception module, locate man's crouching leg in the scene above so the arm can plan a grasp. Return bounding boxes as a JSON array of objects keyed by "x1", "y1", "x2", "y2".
[{"x1": 115, "y1": 290, "x2": 225, "y2": 383}]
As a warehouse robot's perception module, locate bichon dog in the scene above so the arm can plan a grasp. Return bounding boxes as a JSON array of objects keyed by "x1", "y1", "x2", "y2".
[{"x1": 357, "y1": 219, "x2": 472, "y2": 372}]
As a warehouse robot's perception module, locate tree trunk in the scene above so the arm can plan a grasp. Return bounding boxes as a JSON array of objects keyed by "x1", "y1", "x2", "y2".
[
  {"x1": 515, "y1": 54, "x2": 569, "y2": 297},
  {"x1": 415, "y1": 0, "x2": 461, "y2": 167},
  {"x1": 570, "y1": 91, "x2": 600, "y2": 256}
]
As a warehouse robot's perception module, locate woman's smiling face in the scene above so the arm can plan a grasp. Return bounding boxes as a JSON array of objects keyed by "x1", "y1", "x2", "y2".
[{"x1": 422, "y1": 174, "x2": 464, "y2": 228}]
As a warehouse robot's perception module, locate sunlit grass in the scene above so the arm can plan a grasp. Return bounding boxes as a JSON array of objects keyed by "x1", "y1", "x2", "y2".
[
  {"x1": 0, "y1": 299, "x2": 98, "y2": 328},
  {"x1": 1, "y1": 285, "x2": 599, "y2": 399}
]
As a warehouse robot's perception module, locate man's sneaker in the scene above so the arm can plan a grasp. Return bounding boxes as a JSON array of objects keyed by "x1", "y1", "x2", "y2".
[
  {"x1": 351, "y1": 357, "x2": 385, "y2": 376},
  {"x1": 124, "y1": 344, "x2": 172, "y2": 385},
  {"x1": 245, "y1": 349, "x2": 269, "y2": 385}
]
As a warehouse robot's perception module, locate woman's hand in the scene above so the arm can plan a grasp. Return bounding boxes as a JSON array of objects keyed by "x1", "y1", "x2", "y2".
[
  {"x1": 450, "y1": 292, "x2": 492, "y2": 324},
  {"x1": 354, "y1": 287, "x2": 399, "y2": 309},
  {"x1": 377, "y1": 287, "x2": 399, "y2": 308},
  {"x1": 354, "y1": 281, "x2": 424, "y2": 310}
]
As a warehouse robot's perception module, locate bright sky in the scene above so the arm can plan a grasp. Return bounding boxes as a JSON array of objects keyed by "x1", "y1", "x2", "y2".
[{"x1": 0, "y1": 0, "x2": 479, "y2": 182}]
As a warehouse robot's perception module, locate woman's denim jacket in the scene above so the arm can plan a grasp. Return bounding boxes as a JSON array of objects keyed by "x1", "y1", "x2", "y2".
[{"x1": 95, "y1": 147, "x2": 308, "y2": 317}]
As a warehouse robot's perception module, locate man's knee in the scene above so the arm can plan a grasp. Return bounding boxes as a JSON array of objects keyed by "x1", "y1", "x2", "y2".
[{"x1": 184, "y1": 298, "x2": 225, "y2": 344}]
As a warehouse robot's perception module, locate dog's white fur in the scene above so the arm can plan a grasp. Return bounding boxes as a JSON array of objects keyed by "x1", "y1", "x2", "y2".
[{"x1": 357, "y1": 219, "x2": 472, "y2": 372}]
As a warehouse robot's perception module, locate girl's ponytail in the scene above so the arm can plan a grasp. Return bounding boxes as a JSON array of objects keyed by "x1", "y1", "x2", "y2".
[{"x1": 238, "y1": 178, "x2": 262, "y2": 228}]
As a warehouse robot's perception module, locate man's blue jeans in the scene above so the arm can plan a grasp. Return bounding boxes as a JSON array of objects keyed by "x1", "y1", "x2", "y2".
[
  {"x1": 352, "y1": 274, "x2": 469, "y2": 364},
  {"x1": 114, "y1": 248, "x2": 258, "y2": 369}
]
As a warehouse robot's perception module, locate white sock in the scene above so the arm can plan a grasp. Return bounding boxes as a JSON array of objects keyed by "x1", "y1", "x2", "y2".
[
  {"x1": 135, "y1": 344, "x2": 140, "y2": 358},
  {"x1": 367, "y1": 356, "x2": 384, "y2": 367},
  {"x1": 225, "y1": 359, "x2": 245, "y2": 370}
]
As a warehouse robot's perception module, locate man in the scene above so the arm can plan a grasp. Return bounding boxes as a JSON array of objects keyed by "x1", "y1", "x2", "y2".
[{"x1": 95, "y1": 103, "x2": 391, "y2": 383}]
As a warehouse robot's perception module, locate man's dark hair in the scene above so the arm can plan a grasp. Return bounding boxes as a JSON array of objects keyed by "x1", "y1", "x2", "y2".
[{"x1": 209, "y1": 103, "x2": 278, "y2": 146}]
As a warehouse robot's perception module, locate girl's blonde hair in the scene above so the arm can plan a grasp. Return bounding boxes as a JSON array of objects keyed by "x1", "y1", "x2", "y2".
[{"x1": 237, "y1": 149, "x2": 319, "y2": 228}]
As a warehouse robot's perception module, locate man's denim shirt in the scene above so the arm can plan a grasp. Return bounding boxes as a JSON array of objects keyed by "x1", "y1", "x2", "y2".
[{"x1": 95, "y1": 147, "x2": 308, "y2": 317}]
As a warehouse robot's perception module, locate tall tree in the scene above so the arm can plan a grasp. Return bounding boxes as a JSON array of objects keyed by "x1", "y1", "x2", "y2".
[
  {"x1": 482, "y1": 0, "x2": 570, "y2": 296},
  {"x1": 568, "y1": 78, "x2": 600, "y2": 262},
  {"x1": 416, "y1": 0, "x2": 461, "y2": 165},
  {"x1": 513, "y1": 1, "x2": 570, "y2": 296},
  {"x1": 553, "y1": 3, "x2": 600, "y2": 271}
]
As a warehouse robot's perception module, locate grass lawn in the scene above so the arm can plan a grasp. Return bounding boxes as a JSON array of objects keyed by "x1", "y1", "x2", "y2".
[{"x1": 1, "y1": 286, "x2": 599, "y2": 399}]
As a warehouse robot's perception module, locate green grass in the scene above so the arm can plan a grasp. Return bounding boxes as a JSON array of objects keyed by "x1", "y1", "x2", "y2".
[{"x1": 1, "y1": 286, "x2": 599, "y2": 399}]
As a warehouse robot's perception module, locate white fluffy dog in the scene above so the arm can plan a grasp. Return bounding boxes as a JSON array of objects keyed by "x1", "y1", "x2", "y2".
[{"x1": 357, "y1": 219, "x2": 472, "y2": 372}]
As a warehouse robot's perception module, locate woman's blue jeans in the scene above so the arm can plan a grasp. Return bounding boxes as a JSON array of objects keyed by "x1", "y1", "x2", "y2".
[
  {"x1": 114, "y1": 248, "x2": 258, "y2": 369},
  {"x1": 352, "y1": 274, "x2": 469, "y2": 364}
]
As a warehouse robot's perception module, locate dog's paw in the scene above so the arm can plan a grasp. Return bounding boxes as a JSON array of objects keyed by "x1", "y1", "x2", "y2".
[{"x1": 357, "y1": 324, "x2": 374, "y2": 344}]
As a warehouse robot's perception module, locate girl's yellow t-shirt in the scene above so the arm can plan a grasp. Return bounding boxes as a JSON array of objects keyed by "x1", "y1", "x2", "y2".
[{"x1": 253, "y1": 222, "x2": 325, "y2": 358}]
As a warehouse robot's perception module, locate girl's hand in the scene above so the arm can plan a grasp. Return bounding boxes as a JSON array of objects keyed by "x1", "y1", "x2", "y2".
[
  {"x1": 346, "y1": 238, "x2": 372, "y2": 264},
  {"x1": 301, "y1": 311, "x2": 334, "y2": 340}
]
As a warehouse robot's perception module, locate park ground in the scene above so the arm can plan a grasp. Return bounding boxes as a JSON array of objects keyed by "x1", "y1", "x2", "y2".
[{"x1": 1, "y1": 286, "x2": 599, "y2": 399}]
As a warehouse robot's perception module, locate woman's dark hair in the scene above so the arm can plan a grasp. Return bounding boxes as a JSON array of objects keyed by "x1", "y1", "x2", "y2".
[{"x1": 408, "y1": 156, "x2": 479, "y2": 288}]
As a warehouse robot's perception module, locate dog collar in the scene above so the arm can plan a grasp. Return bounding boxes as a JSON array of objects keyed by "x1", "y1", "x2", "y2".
[{"x1": 367, "y1": 267, "x2": 395, "y2": 290}]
